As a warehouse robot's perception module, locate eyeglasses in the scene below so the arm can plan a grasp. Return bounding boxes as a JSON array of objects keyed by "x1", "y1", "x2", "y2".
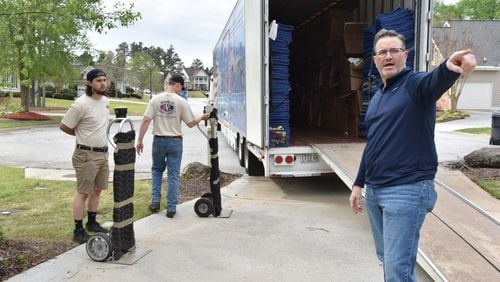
[{"x1": 374, "y1": 48, "x2": 405, "y2": 57}]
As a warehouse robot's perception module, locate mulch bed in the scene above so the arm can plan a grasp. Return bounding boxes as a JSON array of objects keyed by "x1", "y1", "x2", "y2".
[
  {"x1": 1, "y1": 112, "x2": 50, "y2": 121},
  {"x1": 0, "y1": 166, "x2": 242, "y2": 280}
]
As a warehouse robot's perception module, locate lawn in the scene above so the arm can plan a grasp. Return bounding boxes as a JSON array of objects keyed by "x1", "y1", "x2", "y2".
[
  {"x1": 0, "y1": 166, "x2": 153, "y2": 242},
  {"x1": 456, "y1": 127, "x2": 491, "y2": 135},
  {"x1": 1, "y1": 97, "x2": 148, "y2": 117},
  {"x1": 0, "y1": 116, "x2": 62, "y2": 129}
]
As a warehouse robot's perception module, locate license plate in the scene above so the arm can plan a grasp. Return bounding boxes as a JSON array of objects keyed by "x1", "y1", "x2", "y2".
[{"x1": 299, "y1": 153, "x2": 319, "y2": 163}]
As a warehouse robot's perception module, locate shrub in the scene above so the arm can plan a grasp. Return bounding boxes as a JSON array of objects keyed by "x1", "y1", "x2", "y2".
[
  {"x1": 53, "y1": 93, "x2": 75, "y2": 100},
  {"x1": 436, "y1": 110, "x2": 470, "y2": 122},
  {"x1": 125, "y1": 86, "x2": 134, "y2": 94},
  {"x1": 131, "y1": 93, "x2": 142, "y2": 99}
]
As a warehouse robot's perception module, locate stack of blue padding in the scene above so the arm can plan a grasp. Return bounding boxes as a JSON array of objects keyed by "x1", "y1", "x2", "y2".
[
  {"x1": 359, "y1": 8, "x2": 414, "y2": 138},
  {"x1": 375, "y1": 8, "x2": 415, "y2": 70},
  {"x1": 270, "y1": 23, "x2": 293, "y2": 147}
]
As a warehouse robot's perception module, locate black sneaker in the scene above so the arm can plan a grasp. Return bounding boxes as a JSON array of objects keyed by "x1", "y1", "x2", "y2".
[
  {"x1": 86, "y1": 222, "x2": 109, "y2": 233},
  {"x1": 166, "y1": 210, "x2": 176, "y2": 218},
  {"x1": 73, "y1": 228, "x2": 90, "y2": 244},
  {"x1": 149, "y1": 202, "x2": 160, "y2": 212}
]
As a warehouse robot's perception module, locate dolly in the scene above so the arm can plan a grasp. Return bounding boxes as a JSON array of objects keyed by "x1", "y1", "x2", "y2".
[
  {"x1": 194, "y1": 105, "x2": 233, "y2": 218},
  {"x1": 86, "y1": 112, "x2": 149, "y2": 263}
]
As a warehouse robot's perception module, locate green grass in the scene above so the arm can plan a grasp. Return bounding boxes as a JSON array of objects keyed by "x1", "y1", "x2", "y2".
[
  {"x1": 477, "y1": 179, "x2": 500, "y2": 199},
  {"x1": 0, "y1": 116, "x2": 62, "y2": 129},
  {"x1": 188, "y1": 91, "x2": 208, "y2": 98},
  {"x1": 0, "y1": 165, "x2": 153, "y2": 242},
  {"x1": 1, "y1": 97, "x2": 148, "y2": 116},
  {"x1": 456, "y1": 127, "x2": 491, "y2": 135}
]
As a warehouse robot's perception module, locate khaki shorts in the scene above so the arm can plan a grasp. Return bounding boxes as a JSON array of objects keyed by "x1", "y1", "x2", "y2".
[{"x1": 72, "y1": 149, "x2": 109, "y2": 194}]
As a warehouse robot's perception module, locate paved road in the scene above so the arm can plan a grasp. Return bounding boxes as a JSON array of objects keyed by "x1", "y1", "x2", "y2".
[{"x1": 0, "y1": 98, "x2": 245, "y2": 177}]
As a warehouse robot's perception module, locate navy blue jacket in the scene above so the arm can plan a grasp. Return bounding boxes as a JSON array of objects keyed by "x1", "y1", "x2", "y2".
[{"x1": 354, "y1": 62, "x2": 460, "y2": 188}]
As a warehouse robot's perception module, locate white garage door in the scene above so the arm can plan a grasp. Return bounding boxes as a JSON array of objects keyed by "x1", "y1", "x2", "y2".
[{"x1": 458, "y1": 82, "x2": 492, "y2": 110}]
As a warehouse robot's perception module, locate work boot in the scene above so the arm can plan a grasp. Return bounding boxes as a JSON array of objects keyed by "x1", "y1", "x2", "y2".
[
  {"x1": 166, "y1": 210, "x2": 176, "y2": 218},
  {"x1": 149, "y1": 202, "x2": 160, "y2": 213},
  {"x1": 73, "y1": 228, "x2": 90, "y2": 244},
  {"x1": 86, "y1": 222, "x2": 109, "y2": 233}
]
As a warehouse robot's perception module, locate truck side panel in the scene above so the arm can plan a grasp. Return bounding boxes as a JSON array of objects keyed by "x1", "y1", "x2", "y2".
[{"x1": 212, "y1": 0, "x2": 247, "y2": 137}]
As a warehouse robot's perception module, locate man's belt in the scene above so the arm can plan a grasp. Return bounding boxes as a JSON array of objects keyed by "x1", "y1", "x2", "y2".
[
  {"x1": 76, "y1": 144, "x2": 108, "y2": 152},
  {"x1": 154, "y1": 135, "x2": 183, "y2": 140}
]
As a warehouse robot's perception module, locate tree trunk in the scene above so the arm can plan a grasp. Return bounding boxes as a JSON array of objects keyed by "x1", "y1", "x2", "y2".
[{"x1": 20, "y1": 85, "x2": 30, "y2": 112}]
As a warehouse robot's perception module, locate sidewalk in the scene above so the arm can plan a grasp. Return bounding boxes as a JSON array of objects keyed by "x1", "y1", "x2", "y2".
[{"x1": 8, "y1": 176, "x2": 387, "y2": 282}]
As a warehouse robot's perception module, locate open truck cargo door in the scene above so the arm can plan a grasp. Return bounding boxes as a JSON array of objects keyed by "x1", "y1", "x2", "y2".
[{"x1": 245, "y1": 0, "x2": 266, "y2": 148}]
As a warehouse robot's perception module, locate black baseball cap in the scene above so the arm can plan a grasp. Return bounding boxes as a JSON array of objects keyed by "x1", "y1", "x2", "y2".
[{"x1": 86, "y1": 69, "x2": 106, "y2": 82}]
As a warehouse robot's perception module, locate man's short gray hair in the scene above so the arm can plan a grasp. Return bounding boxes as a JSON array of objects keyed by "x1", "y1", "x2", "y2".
[{"x1": 373, "y1": 29, "x2": 406, "y2": 50}]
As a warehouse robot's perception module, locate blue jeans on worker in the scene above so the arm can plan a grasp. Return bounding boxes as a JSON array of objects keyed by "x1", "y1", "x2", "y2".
[
  {"x1": 364, "y1": 179, "x2": 437, "y2": 282},
  {"x1": 151, "y1": 136, "x2": 183, "y2": 212}
]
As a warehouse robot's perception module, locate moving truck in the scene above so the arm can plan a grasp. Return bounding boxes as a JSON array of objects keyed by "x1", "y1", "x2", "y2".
[{"x1": 211, "y1": 0, "x2": 433, "y2": 177}]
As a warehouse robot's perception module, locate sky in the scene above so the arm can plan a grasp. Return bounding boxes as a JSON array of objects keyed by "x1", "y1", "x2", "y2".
[{"x1": 87, "y1": 0, "x2": 238, "y2": 68}]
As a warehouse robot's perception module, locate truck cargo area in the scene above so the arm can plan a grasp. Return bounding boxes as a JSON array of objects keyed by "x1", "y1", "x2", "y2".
[{"x1": 268, "y1": 0, "x2": 418, "y2": 144}]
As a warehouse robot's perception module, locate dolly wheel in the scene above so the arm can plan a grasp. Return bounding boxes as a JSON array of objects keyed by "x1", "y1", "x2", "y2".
[
  {"x1": 86, "y1": 232, "x2": 113, "y2": 262},
  {"x1": 194, "y1": 197, "x2": 214, "y2": 217},
  {"x1": 200, "y1": 192, "x2": 212, "y2": 199}
]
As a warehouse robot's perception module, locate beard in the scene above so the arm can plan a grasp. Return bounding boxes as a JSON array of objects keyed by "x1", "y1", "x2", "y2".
[{"x1": 94, "y1": 88, "x2": 107, "y2": 96}]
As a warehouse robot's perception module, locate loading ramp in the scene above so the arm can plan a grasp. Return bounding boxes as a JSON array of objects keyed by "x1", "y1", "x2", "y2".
[{"x1": 311, "y1": 143, "x2": 500, "y2": 281}]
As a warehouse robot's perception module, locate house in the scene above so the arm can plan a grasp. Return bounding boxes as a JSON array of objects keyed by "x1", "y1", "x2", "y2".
[
  {"x1": 433, "y1": 20, "x2": 500, "y2": 110},
  {"x1": 183, "y1": 67, "x2": 210, "y2": 91},
  {"x1": 0, "y1": 75, "x2": 20, "y2": 93}
]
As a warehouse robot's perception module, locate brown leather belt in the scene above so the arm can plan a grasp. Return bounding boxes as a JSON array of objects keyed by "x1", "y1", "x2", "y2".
[
  {"x1": 76, "y1": 144, "x2": 108, "y2": 152},
  {"x1": 154, "y1": 135, "x2": 182, "y2": 140}
]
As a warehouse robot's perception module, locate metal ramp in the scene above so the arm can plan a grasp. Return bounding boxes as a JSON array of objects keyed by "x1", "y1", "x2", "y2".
[
  {"x1": 310, "y1": 143, "x2": 500, "y2": 281},
  {"x1": 310, "y1": 143, "x2": 365, "y2": 190}
]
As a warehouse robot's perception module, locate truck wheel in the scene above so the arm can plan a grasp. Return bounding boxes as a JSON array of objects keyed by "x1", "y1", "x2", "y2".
[
  {"x1": 86, "y1": 233, "x2": 113, "y2": 262},
  {"x1": 245, "y1": 147, "x2": 264, "y2": 176},
  {"x1": 238, "y1": 137, "x2": 245, "y2": 167},
  {"x1": 194, "y1": 197, "x2": 214, "y2": 217}
]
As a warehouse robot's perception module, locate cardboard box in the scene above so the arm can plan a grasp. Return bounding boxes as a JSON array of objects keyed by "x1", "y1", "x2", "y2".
[{"x1": 344, "y1": 22, "x2": 368, "y2": 55}]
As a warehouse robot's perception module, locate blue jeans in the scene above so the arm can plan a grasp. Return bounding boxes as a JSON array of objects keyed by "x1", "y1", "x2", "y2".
[
  {"x1": 151, "y1": 136, "x2": 183, "y2": 211},
  {"x1": 364, "y1": 180, "x2": 437, "y2": 282}
]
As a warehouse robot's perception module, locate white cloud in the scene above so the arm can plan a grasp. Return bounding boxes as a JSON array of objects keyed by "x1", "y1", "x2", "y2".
[{"x1": 88, "y1": 0, "x2": 238, "y2": 68}]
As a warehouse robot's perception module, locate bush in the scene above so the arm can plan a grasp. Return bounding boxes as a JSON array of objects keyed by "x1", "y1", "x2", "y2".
[
  {"x1": 436, "y1": 110, "x2": 470, "y2": 122},
  {"x1": 44, "y1": 91, "x2": 53, "y2": 98},
  {"x1": 45, "y1": 85, "x2": 55, "y2": 93},
  {"x1": 53, "y1": 93, "x2": 75, "y2": 100},
  {"x1": 131, "y1": 93, "x2": 142, "y2": 99}
]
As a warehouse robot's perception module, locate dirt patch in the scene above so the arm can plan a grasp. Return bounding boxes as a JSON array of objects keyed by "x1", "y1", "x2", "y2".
[
  {"x1": 0, "y1": 239, "x2": 75, "y2": 279},
  {"x1": 0, "y1": 164, "x2": 242, "y2": 280},
  {"x1": 446, "y1": 161, "x2": 500, "y2": 181},
  {"x1": 1, "y1": 112, "x2": 50, "y2": 121}
]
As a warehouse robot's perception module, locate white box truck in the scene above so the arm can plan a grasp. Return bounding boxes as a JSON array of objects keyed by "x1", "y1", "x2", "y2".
[{"x1": 211, "y1": 0, "x2": 433, "y2": 178}]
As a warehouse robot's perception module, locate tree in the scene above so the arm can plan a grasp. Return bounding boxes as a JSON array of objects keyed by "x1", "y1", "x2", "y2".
[
  {"x1": 0, "y1": 0, "x2": 140, "y2": 112},
  {"x1": 128, "y1": 52, "x2": 161, "y2": 93},
  {"x1": 164, "y1": 45, "x2": 184, "y2": 75},
  {"x1": 433, "y1": 0, "x2": 499, "y2": 26},
  {"x1": 191, "y1": 59, "x2": 204, "y2": 69},
  {"x1": 76, "y1": 51, "x2": 95, "y2": 66},
  {"x1": 432, "y1": 33, "x2": 474, "y2": 111}
]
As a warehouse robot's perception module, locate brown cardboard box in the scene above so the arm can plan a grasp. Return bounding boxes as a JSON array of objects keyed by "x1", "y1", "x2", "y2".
[
  {"x1": 344, "y1": 22, "x2": 368, "y2": 55},
  {"x1": 349, "y1": 59, "x2": 364, "y2": 91}
]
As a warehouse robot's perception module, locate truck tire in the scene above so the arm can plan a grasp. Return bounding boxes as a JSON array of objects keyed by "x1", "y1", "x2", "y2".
[
  {"x1": 238, "y1": 136, "x2": 245, "y2": 167},
  {"x1": 245, "y1": 146, "x2": 264, "y2": 176}
]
